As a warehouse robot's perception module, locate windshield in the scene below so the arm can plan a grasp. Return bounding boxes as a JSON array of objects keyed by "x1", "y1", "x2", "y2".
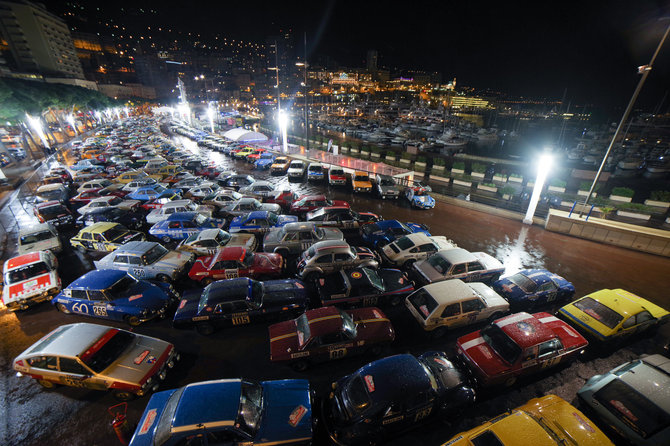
[
  {"x1": 408, "y1": 288, "x2": 438, "y2": 319},
  {"x1": 574, "y1": 297, "x2": 623, "y2": 329},
  {"x1": 268, "y1": 213, "x2": 278, "y2": 225},
  {"x1": 395, "y1": 236, "x2": 415, "y2": 251},
  {"x1": 481, "y1": 324, "x2": 521, "y2": 364},
  {"x1": 344, "y1": 376, "x2": 371, "y2": 418},
  {"x1": 250, "y1": 280, "x2": 264, "y2": 305},
  {"x1": 6, "y1": 262, "x2": 51, "y2": 284},
  {"x1": 237, "y1": 381, "x2": 264, "y2": 437},
  {"x1": 109, "y1": 197, "x2": 121, "y2": 205},
  {"x1": 194, "y1": 214, "x2": 207, "y2": 226},
  {"x1": 339, "y1": 309, "x2": 357, "y2": 337},
  {"x1": 242, "y1": 251, "x2": 255, "y2": 267},
  {"x1": 426, "y1": 254, "x2": 452, "y2": 275},
  {"x1": 508, "y1": 273, "x2": 537, "y2": 293},
  {"x1": 20, "y1": 230, "x2": 54, "y2": 245},
  {"x1": 107, "y1": 275, "x2": 138, "y2": 298},
  {"x1": 331, "y1": 169, "x2": 344, "y2": 175},
  {"x1": 143, "y1": 244, "x2": 168, "y2": 264},
  {"x1": 362, "y1": 268, "x2": 384, "y2": 292},
  {"x1": 296, "y1": 313, "x2": 311, "y2": 347},
  {"x1": 81, "y1": 330, "x2": 134, "y2": 373},
  {"x1": 154, "y1": 387, "x2": 185, "y2": 445},
  {"x1": 380, "y1": 178, "x2": 395, "y2": 186},
  {"x1": 40, "y1": 205, "x2": 67, "y2": 219},
  {"x1": 101, "y1": 227, "x2": 127, "y2": 241},
  {"x1": 354, "y1": 174, "x2": 369, "y2": 182},
  {"x1": 214, "y1": 230, "x2": 231, "y2": 245}
]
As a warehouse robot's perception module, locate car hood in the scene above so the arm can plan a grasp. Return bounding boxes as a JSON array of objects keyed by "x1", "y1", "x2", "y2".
[
  {"x1": 260, "y1": 203, "x2": 282, "y2": 213},
  {"x1": 153, "y1": 250, "x2": 193, "y2": 270},
  {"x1": 378, "y1": 269, "x2": 414, "y2": 293},
  {"x1": 412, "y1": 195, "x2": 435, "y2": 206},
  {"x1": 102, "y1": 335, "x2": 172, "y2": 384},
  {"x1": 256, "y1": 380, "x2": 313, "y2": 443},
  {"x1": 456, "y1": 332, "x2": 510, "y2": 378},
  {"x1": 173, "y1": 290, "x2": 201, "y2": 324},
  {"x1": 262, "y1": 279, "x2": 307, "y2": 305},
  {"x1": 118, "y1": 281, "x2": 171, "y2": 310}
]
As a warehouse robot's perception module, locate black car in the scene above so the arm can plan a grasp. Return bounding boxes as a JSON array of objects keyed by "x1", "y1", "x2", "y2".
[
  {"x1": 75, "y1": 206, "x2": 144, "y2": 230},
  {"x1": 172, "y1": 277, "x2": 307, "y2": 335},
  {"x1": 317, "y1": 267, "x2": 414, "y2": 308},
  {"x1": 183, "y1": 159, "x2": 205, "y2": 172},
  {"x1": 217, "y1": 174, "x2": 255, "y2": 190},
  {"x1": 323, "y1": 352, "x2": 475, "y2": 445}
]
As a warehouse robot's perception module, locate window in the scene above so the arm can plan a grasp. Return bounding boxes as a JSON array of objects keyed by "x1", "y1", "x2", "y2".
[
  {"x1": 538, "y1": 339, "x2": 562, "y2": 358},
  {"x1": 419, "y1": 244, "x2": 435, "y2": 253},
  {"x1": 27, "y1": 356, "x2": 58, "y2": 370},
  {"x1": 334, "y1": 253, "x2": 352, "y2": 262},
  {"x1": 441, "y1": 303, "x2": 461, "y2": 318},
  {"x1": 128, "y1": 256, "x2": 142, "y2": 266},
  {"x1": 70, "y1": 289, "x2": 89, "y2": 300},
  {"x1": 316, "y1": 255, "x2": 332, "y2": 264},
  {"x1": 537, "y1": 282, "x2": 557, "y2": 293},
  {"x1": 87, "y1": 290, "x2": 107, "y2": 301},
  {"x1": 82, "y1": 232, "x2": 93, "y2": 240},
  {"x1": 299, "y1": 231, "x2": 313, "y2": 241},
  {"x1": 320, "y1": 332, "x2": 346, "y2": 345},
  {"x1": 182, "y1": 220, "x2": 196, "y2": 228},
  {"x1": 113, "y1": 255, "x2": 128, "y2": 264},
  {"x1": 462, "y1": 299, "x2": 484, "y2": 313},
  {"x1": 167, "y1": 222, "x2": 181, "y2": 229},
  {"x1": 467, "y1": 262, "x2": 484, "y2": 272},
  {"x1": 452, "y1": 263, "x2": 466, "y2": 275},
  {"x1": 59, "y1": 357, "x2": 88, "y2": 375},
  {"x1": 622, "y1": 317, "x2": 636, "y2": 329},
  {"x1": 636, "y1": 311, "x2": 654, "y2": 324}
]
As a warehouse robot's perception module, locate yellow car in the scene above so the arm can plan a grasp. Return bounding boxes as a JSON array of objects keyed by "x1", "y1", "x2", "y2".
[
  {"x1": 442, "y1": 395, "x2": 613, "y2": 446},
  {"x1": 145, "y1": 164, "x2": 182, "y2": 181},
  {"x1": 271, "y1": 156, "x2": 291, "y2": 173},
  {"x1": 352, "y1": 171, "x2": 373, "y2": 193},
  {"x1": 70, "y1": 222, "x2": 145, "y2": 253},
  {"x1": 558, "y1": 288, "x2": 669, "y2": 342},
  {"x1": 114, "y1": 170, "x2": 149, "y2": 184},
  {"x1": 233, "y1": 147, "x2": 255, "y2": 160}
]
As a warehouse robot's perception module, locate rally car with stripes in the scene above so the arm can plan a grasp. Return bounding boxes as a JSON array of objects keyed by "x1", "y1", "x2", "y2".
[
  {"x1": 269, "y1": 306, "x2": 395, "y2": 371},
  {"x1": 2, "y1": 251, "x2": 61, "y2": 311}
]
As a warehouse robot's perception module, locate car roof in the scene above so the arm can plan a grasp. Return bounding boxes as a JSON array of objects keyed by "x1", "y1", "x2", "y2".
[
  {"x1": 355, "y1": 354, "x2": 431, "y2": 404},
  {"x1": 353, "y1": 171, "x2": 369, "y2": 176},
  {"x1": 19, "y1": 322, "x2": 120, "y2": 359},
  {"x1": 19, "y1": 222, "x2": 52, "y2": 235},
  {"x1": 374, "y1": 220, "x2": 403, "y2": 230},
  {"x1": 304, "y1": 307, "x2": 345, "y2": 337},
  {"x1": 5, "y1": 251, "x2": 46, "y2": 269},
  {"x1": 214, "y1": 247, "x2": 246, "y2": 261},
  {"x1": 421, "y1": 279, "x2": 477, "y2": 304},
  {"x1": 618, "y1": 355, "x2": 670, "y2": 412},
  {"x1": 192, "y1": 228, "x2": 222, "y2": 240},
  {"x1": 494, "y1": 312, "x2": 556, "y2": 349},
  {"x1": 397, "y1": 233, "x2": 432, "y2": 245},
  {"x1": 434, "y1": 248, "x2": 476, "y2": 264},
  {"x1": 513, "y1": 269, "x2": 567, "y2": 287},
  {"x1": 68, "y1": 269, "x2": 128, "y2": 289},
  {"x1": 166, "y1": 212, "x2": 199, "y2": 221},
  {"x1": 80, "y1": 221, "x2": 119, "y2": 232},
  {"x1": 310, "y1": 240, "x2": 350, "y2": 250},
  {"x1": 206, "y1": 278, "x2": 253, "y2": 302},
  {"x1": 171, "y1": 379, "x2": 242, "y2": 432},
  {"x1": 37, "y1": 184, "x2": 65, "y2": 192},
  {"x1": 244, "y1": 210, "x2": 271, "y2": 219},
  {"x1": 282, "y1": 222, "x2": 317, "y2": 232},
  {"x1": 112, "y1": 240, "x2": 160, "y2": 254},
  {"x1": 36, "y1": 200, "x2": 63, "y2": 209},
  {"x1": 162, "y1": 199, "x2": 193, "y2": 208},
  {"x1": 582, "y1": 289, "x2": 663, "y2": 319}
]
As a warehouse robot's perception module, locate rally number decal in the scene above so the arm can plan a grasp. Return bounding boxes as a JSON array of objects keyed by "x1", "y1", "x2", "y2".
[
  {"x1": 415, "y1": 407, "x2": 432, "y2": 422},
  {"x1": 541, "y1": 356, "x2": 561, "y2": 369},
  {"x1": 329, "y1": 348, "x2": 347, "y2": 360},
  {"x1": 231, "y1": 313, "x2": 250, "y2": 325},
  {"x1": 132, "y1": 268, "x2": 145, "y2": 277},
  {"x1": 92, "y1": 305, "x2": 108, "y2": 317},
  {"x1": 363, "y1": 296, "x2": 377, "y2": 306},
  {"x1": 72, "y1": 302, "x2": 89, "y2": 314}
]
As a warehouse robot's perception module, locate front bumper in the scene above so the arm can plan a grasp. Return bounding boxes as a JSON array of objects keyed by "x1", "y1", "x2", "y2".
[{"x1": 4, "y1": 287, "x2": 59, "y2": 311}]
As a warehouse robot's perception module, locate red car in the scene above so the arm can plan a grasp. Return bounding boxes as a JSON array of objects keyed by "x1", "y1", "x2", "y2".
[
  {"x1": 188, "y1": 247, "x2": 283, "y2": 285},
  {"x1": 269, "y1": 306, "x2": 395, "y2": 371},
  {"x1": 195, "y1": 166, "x2": 221, "y2": 180},
  {"x1": 290, "y1": 194, "x2": 350, "y2": 215},
  {"x1": 246, "y1": 148, "x2": 267, "y2": 162},
  {"x1": 70, "y1": 188, "x2": 127, "y2": 207},
  {"x1": 456, "y1": 312, "x2": 588, "y2": 387},
  {"x1": 264, "y1": 189, "x2": 298, "y2": 210}
]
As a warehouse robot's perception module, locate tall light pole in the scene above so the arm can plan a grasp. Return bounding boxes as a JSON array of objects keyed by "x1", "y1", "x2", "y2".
[
  {"x1": 269, "y1": 40, "x2": 282, "y2": 144},
  {"x1": 579, "y1": 19, "x2": 670, "y2": 218},
  {"x1": 296, "y1": 32, "x2": 309, "y2": 151}
]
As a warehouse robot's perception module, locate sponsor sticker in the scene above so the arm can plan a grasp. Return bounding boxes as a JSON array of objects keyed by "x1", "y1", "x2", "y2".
[
  {"x1": 134, "y1": 350, "x2": 150, "y2": 365},
  {"x1": 516, "y1": 321, "x2": 535, "y2": 334},
  {"x1": 609, "y1": 400, "x2": 638, "y2": 422},
  {"x1": 350, "y1": 271, "x2": 362, "y2": 279},
  {"x1": 420, "y1": 305, "x2": 430, "y2": 317},
  {"x1": 23, "y1": 279, "x2": 38, "y2": 290},
  {"x1": 364, "y1": 375, "x2": 375, "y2": 392},
  {"x1": 178, "y1": 299, "x2": 187, "y2": 309},
  {"x1": 433, "y1": 357, "x2": 450, "y2": 367},
  {"x1": 138, "y1": 409, "x2": 157, "y2": 435},
  {"x1": 372, "y1": 309, "x2": 383, "y2": 319},
  {"x1": 479, "y1": 345, "x2": 493, "y2": 359},
  {"x1": 129, "y1": 294, "x2": 143, "y2": 301},
  {"x1": 146, "y1": 355, "x2": 157, "y2": 364},
  {"x1": 288, "y1": 405, "x2": 308, "y2": 427},
  {"x1": 572, "y1": 412, "x2": 596, "y2": 432}
]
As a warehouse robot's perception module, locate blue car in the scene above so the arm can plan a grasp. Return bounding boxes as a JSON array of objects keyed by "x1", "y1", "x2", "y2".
[
  {"x1": 228, "y1": 211, "x2": 298, "y2": 235},
  {"x1": 405, "y1": 185, "x2": 435, "y2": 209},
  {"x1": 70, "y1": 159, "x2": 105, "y2": 171},
  {"x1": 127, "y1": 184, "x2": 181, "y2": 201},
  {"x1": 128, "y1": 378, "x2": 313, "y2": 446},
  {"x1": 360, "y1": 219, "x2": 431, "y2": 248},
  {"x1": 254, "y1": 153, "x2": 275, "y2": 169},
  {"x1": 52, "y1": 269, "x2": 176, "y2": 326},
  {"x1": 307, "y1": 163, "x2": 325, "y2": 181},
  {"x1": 491, "y1": 268, "x2": 575, "y2": 311},
  {"x1": 149, "y1": 212, "x2": 225, "y2": 243}
]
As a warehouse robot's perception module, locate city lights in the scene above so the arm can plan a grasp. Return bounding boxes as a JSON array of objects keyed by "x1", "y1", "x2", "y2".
[
  {"x1": 524, "y1": 153, "x2": 553, "y2": 225},
  {"x1": 25, "y1": 114, "x2": 49, "y2": 149}
]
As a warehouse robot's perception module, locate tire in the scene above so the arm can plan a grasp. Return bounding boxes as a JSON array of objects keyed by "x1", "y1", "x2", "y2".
[
  {"x1": 196, "y1": 323, "x2": 214, "y2": 336},
  {"x1": 291, "y1": 360, "x2": 309, "y2": 372},
  {"x1": 503, "y1": 376, "x2": 517, "y2": 387},
  {"x1": 161, "y1": 235, "x2": 172, "y2": 243},
  {"x1": 156, "y1": 274, "x2": 172, "y2": 283},
  {"x1": 57, "y1": 303, "x2": 71, "y2": 314},
  {"x1": 37, "y1": 379, "x2": 56, "y2": 389},
  {"x1": 430, "y1": 327, "x2": 447, "y2": 339},
  {"x1": 124, "y1": 315, "x2": 141, "y2": 327},
  {"x1": 113, "y1": 390, "x2": 136, "y2": 402},
  {"x1": 201, "y1": 278, "x2": 213, "y2": 286}
]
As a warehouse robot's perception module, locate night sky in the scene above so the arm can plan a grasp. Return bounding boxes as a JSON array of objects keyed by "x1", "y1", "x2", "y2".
[{"x1": 56, "y1": 0, "x2": 670, "y2": 110}]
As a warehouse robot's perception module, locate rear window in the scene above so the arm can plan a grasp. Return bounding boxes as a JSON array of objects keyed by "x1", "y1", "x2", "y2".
[
  {"x1": 408, "y1": 288, "x2": 438, "y2": 319},
  {"x1": 395, "y1": 236, "x2": 415, "y2": 251},
  {"x1": 594, "y1": 379, "x2": 670, "y2": 439},
  {"x1": 426, "y1": 254, "x2": 452, "y2": 275},
  {"x1": 507, "y1": 273, "x2": 537, "y2": 293},
  {"x1": 574, "y1": 297, "x2": 623, "y2": 329}
]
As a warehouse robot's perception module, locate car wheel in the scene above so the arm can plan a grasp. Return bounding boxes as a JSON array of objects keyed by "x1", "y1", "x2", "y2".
[
  {"x1": 503, "y1": 376, "x2": 517, "y2": 387},
  {"x1": 124, "y1": 315, "x2": 141, "y2": 327},
  {"x1": 56, "y1": 303, "x2": 71, "y2": 314},
  {"x1": 161, "y1": 235, "x2": 172, "y2": 243},
  {"x1": 113, "y1": 390, "x2": 137, "y2": 402},
  {"x1": 156, "y1": 274, "x2": 172, "y2": 283},
  {"x1": 291, "y1": 360, "x2": 309, "y2": 372},
  {"x1": 201, "y1": 277, "x2": 213, "y2": 286},
  {"x1": 196, "y1": 322, "x2": 214, "y2": 336},
  {"x1": 37, "y1": 379, "x2": 56, "y2": 389},
  {"x1": 430, "y1": 327, "x2": 447, "y2": 339}
]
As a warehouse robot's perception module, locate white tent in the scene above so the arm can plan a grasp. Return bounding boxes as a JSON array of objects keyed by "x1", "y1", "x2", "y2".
[{"x1": 222, "y1": 127, "x2": 268, "y2": 142}]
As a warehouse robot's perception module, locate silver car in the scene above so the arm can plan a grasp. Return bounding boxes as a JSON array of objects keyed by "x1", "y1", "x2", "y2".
[
  {"x1": 263, "y1": 222, "x2": 344, "y2": 257},
  {"x1": 296, "y1": 240, "x2": 379, "y2": 281},
  {"x1": 411, "y1": 248, "x2": 505, "y2": 286},
  {"x1": 375, "y1": 174, "x2": 400, "y2": 199},
  {"x1": 13, "y1": 322, "x2": 178, "y2": 401},
  {"x1": 94, "y1": 241, "x2": 194, "y2": 282},
  {"x1": 219, "y1": 197, "x2": 282, "y2": 220},
  {"x1": 176, "y1": 228, "x2": 257, "y2": 256}
]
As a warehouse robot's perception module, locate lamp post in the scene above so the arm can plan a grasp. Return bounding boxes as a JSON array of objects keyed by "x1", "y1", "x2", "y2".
[
  {"x1": 278, "y1": 109, "x2": 288, "y2": 153},
  {"x1": 207, "y1": 104, "x2": 215, "y2": 133},
  {"x1": 296, "y1": 32, "x2": 309, "y2": 151},
  {"x1": 578, "y1": 19, "x2": 670, "y2": 218},
  {"x1": 524, "y1": 153, "x2": 553, "y2": 225}
]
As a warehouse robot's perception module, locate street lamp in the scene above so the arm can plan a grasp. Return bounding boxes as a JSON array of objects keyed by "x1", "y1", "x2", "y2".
[
  {"x1": 524, "y1": 153, "x2": 553, "y2": 225},
  {"x1": 25, "y1": 113, "x2": 50, "y2": 149},
  {"x1": 207, "y1": 104, "x2": 215, "y2": 133},
  {"x1": 278, "y1": 109, "x2": 288, "y2": 153},
  {"x1": 296, "y1": 61, "x2": 309, "y2": 151},
  {"x1": 67, "y1": 114, "x2": 77, "y2": 135}
]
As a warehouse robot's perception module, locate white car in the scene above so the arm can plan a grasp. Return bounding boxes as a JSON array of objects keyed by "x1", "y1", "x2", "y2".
[
  {"x1": 176, "y1": 228, "x2": 258, "y2": 256},
  {"x1": 2, "y1": 250, "x2": 61, "y2": 311},
  {"x1": 146, "y1": 199, "x2": 213, "y2": 225},
  {"x1": 77, "y1": 179, "x2": 113, "y2": 194},
  {"x1": 238, "y1": 181, "x2": 275, "y2": 198},
  {"x1": 412, "y1": 248, "x2": 505, "y2": 285},
  {"x1": 18, "y1": 223, "x2": 62, "y2": 255},
  {"x1": 287, "y1": 160, "x2": 307, "y2": 178},
  {"x1": 380, "y1": 233, "x2": 457, "y2": 268},
  {"x1": 121, "y1": 178, "x2": 159, "y2": 193},
  {"x1": 405, "y1": 279, "x2": 509, "y2": 338},
  {"x1": 184, "y1": 184, "x2": 218, "y2": 200},
  {"x1": 76, "y1": 196, "x2": 140, "y2": 215}
]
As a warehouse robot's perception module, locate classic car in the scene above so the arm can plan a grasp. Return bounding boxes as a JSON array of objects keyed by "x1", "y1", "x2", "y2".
[
  {"x1": 34, "y1": 201, "x2": 74, "y2": 228},
  {"x1": 219, "y1": 197, "x2": 282, "y2": 220},
  {"x1": 271, "y1": 156, "x2": 291, "y2": 173},
  {"x1": 188, "y1": 247, "x2": 283, "y2": 284},
  {"x1": 578, "y1": 354, "x2": 670, "y2": 446},
  {"x1": 94, "y1": 241, "x2": 194, "y2": 282},
  {"x1": 265, "y1": 189, "x2": 299, "y2": 210},
  {"x1": 405, "y1": 184, "x2": 435, "y2": 209},
  {"x1": 492, "y1": 269, "x2": 575, "y2": 311},
  {"x1": 2, "y1": 251, "x2": 61, "y2": 311},
  {"x1": 76, "y1": 206, "x2": 144, "y2": 230},
  {"x1": 228, "y1": 211, "x2": 298, "y2": 235},
  {"x1": 306, "y1": 207, "x2": 381, "y2": 231},
  {"x1": 217, "y1": 174, "x2": 255, "y2": 190},
  {"x1": 360, "y1": 220, "x2": 430, "y2": 249},
  {"x1": 183, "y1": 184, "x2": 218, "y2": 201},
  {"x1": 307, "y1": 163, "x2": 325, "y2": 181},
  {"x1": 254, "y1": 152, "x2": 275, "y2": 169},
  {"x1": 35, "y1": 184, "x2": 69, "y2": 203},
  {"x1": 18, "y1": 223, "x2": 62, "y2": 255},
  {"x1": 76, "y1": 179, "x2": 113, "y2": 194},
  {"x1": 201, "y1": 189, "x2": 245, "y2": 210},
  {"x1": 379, "y1": 233, "x2": 457, "y2": 268},
  {"x1": 238, "y1": 181, "x2": 276, "y2": 199},
  {"x1": 114, "y1": 170, "x2": 149, "y2": 184},
  {"x1": 328, "y1": 166, "x2": 347, "y2": 186},
  {"x1": 126, "y1": 184, "x2": 181, "y2": 201},
  {"x1": 442, "y1": 395, "x2": 613, "y2": 446},
  {"x1": 296, "y1": 240, "x2": 379, "y2": 282},
  {"x1": 233, "y1": 146, "x2": 255, "y2": 160},
  {"x1": 176, "y1": 228, "x2": 257, "y2": 256},
  {"x1": 171, "y1": 176, "x2": 206, "y2": 193},
  {"x1": 456, "y1": 311, "x2": 589, "y2": 387},
  {"x1": 351, "y1": 171, "x2": 373, "y2": 193},
  {"x1": 194, "y1": 165, "x2": 220, "y2": 180},
  {"x1": 290, "y1": 194, "x2": 350, "y2": 216},
  {"x1": 173, "y1": 277, "x2": 307, "y2": 334},
  {"x1": 557, "y1": 289, "x2": 670, "y2": 342},
  {"x1": 70, "y1": 188, "x2": 127, "y2": 208},
  {"x1": 374, "y1": 173, "x2": 399, "y2": 199},
  {"x1": 121, "y1": 178, "x2": 159, "y2": 193},
  {"x1": 76, "y1": 195, "x2": 140, "y2": 215},
  {"x1": 288, "y1": 160, "x2": 307, "y2": 179},
  {"x1": 52, "y1": 270, "x2": 176, "y2": 325},
  {"x1": 405, "y1": 280, "x2": 509, "y2": 338},
  {"x1": 262, "y1": 222, "x2": 344, "y2": 257},
  {"x1": 323, "y1": 353, "x2": 475, "y2": 445},
  {"x1": 70, "y1": 159, "x2": 105, "y2": 172},
  {"x1": 412, "y1": 248, "x2": 505, "y2": 285},
  {"x1": 127, "y1": 378, "x2": 312, "y2": 446},
  {"x1": 148, "y1": 212, "x2": 225, "y2": 243},
  {"x1": 269, "y1": 306, "x2": 395, "y2": 371},
  {"x1": 245, "y1": 148, "x2": 267, "y2": 163},
  {"x1": 70, "y1": 222, "x2": 145, "y2": 253},
  {"x1": 317, "y1": 267, "x2": 414, "y2": 308},
  {"x1": 13, "y1": 322, "x2": 178, "y2": 401},
  {"x1": 145, "y1": 199, "x2": 213, "y2": 225}
]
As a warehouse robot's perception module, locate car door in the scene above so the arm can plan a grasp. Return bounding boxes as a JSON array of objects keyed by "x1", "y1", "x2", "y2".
[
  {"x1": 79, "y1": 232, "x2": 96, "y2": 250},
  {"x1": 86, "y1": 289, "x2": 116, "y2": 320},
  {"x1": 438, "y1": 302, "x2": 462, "y2": 328},
  {"x1": 619, "y1": 311, "x2": 657, "y2": 337},
  {"x1": 461, "y1": 298, "x2": 487, "y2": 324},
  {"x1": 319, "y1": 331, "x2": 352, "y2": 362},
  {"x1": 535, "y1": 280, "x2": 558, "y2": 303},
  {"x1": 68, "y1": 289, "x2": 93, "y2": 316},
  {"x1": 217, "y1": 301, "x2": 251, "y2": 325},
  {"x1": 127, "y1": 255, "x2": 147, "y2": 279},
  {"x1": 112, "y1": 254, "x2": 131, "y2": 275},
  {"x1": 465, "y1": 261, "x2": 485, "y2": 282},
  {"x1": 167, "y1": 220, "x2": 182, "y2": 238},
  {"x1": 448, "y1": 263, "x2": 467, "y2": 280},
  {"x1": 25, "y1": 355, "x2": 59, "y2": 384},
  {"x1": 333, "y1": 252, "x2": 353, "y2": 271}
]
